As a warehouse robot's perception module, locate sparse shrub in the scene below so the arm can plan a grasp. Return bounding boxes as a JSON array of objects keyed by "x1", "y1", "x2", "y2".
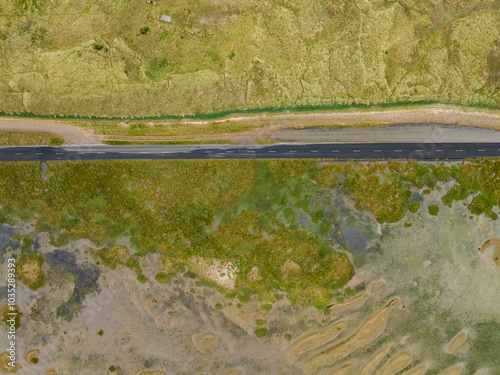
[
  {"x1": 154, "y1": 272, "x2": 171, "y2": 284},
  {"x1": 260, "y1": 303, "x2": 273, "y2": 312},
  {"x1": 254, "y1": 328, "x2": 268, "y2": 337},
  {"x1": 409, "y1": 201, "x2": 420, "y2": 213},
  {"x1": 137, "y1": 273, "x2": 148, "y2": 283},
  {"x1": 428, "y1": 205, "x2": 440, "y2": 216}
]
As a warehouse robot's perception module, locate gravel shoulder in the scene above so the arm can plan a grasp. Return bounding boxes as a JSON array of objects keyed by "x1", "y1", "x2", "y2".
[{"x1": 271, "y1": 124, "x2": 500, "y2": 143}]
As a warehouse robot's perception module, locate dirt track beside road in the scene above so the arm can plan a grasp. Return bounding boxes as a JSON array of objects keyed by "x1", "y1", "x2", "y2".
[{"x1": 0, "y1": 118, "x2": 100, "y2": 145}]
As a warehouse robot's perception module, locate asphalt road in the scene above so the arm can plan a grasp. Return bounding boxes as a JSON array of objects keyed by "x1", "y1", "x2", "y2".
[{"x1": 0, "y1": 143, "x2": 499, "y2": 162}]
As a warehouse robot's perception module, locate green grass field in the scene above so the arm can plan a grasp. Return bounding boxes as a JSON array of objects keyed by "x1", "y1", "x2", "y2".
[{"x1": 0, "y1": 0, "x2": 499, "y2": 118}]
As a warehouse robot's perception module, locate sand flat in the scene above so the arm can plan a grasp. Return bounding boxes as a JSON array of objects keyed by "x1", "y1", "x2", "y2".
[
  {"x1": 303, "y1": 298, "x2": 398, "y2": 375},
  {"x1": 329, "y1": 294, "x2": 369, "y2": 315},
  {"x1": 328, "y1": 363, "x2": 351, "y2": 375},
  {"x1": 480, "y1": 238, "x2": 500, "y2": 266},
  {"x1": 286, "y1": 320, "x2": 348, "y2": 362},
  {"x1": 404, "y1": 365, "x2": 427, "y2": 375},
  {"x1": 359, "y1": 346, "x2": 391, "y2": 375},
  {"x1": 370, "y1": 281, "x2": 386, "y2": 294},
  {"x1": 438, "y1": 365, "x2": 463, "y2": 375},
  {"x1": 378, "y1": 352, "x2": 412, "y2": 375},
  {"x1": 445, "y1": 331, "x2": 467, "y2": 353}
]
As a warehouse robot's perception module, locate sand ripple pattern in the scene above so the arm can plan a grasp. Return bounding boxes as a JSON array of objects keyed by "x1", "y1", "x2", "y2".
[{"x1": 302, "y1": 298, "x2": 399, "y2": 375}]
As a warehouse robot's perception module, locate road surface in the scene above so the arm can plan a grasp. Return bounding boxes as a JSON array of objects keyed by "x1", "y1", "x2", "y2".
[{"x1": 0, "y1": 143, "x2": 499, "y2": 161}]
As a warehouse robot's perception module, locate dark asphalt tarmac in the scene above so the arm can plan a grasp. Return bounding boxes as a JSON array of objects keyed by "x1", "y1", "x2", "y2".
[{"x1": 0, "y1": 143, "x2": 499, "y2": 162}]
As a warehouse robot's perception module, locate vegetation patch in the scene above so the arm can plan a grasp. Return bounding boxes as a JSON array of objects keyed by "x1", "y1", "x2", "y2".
[
  {"x1": 0, "y1": 131, "x2": 64, "y2": 146},
  {"x1": 154, "y1": 272, "x2": 172, "y2": 284},
  {"x1": 0, "y1": 159, "x2": 498, "y2": 309},
  {"x1": 254, "y1": 328, "x2": 268, "y2": 338},
  {"x1": 428, "y1": 205, "x2": 440, "y2": 216},
  {"x1": 16, "y1": 250, "x2": 45, "y2": 290}
]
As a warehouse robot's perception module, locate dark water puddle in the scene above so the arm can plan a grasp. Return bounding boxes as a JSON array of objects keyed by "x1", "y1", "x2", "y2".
[{"x1": 45, "y1": 249, "x2": 100, "y2": 318}]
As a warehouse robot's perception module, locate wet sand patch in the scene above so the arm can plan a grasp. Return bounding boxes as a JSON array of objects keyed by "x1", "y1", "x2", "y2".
[
  {"x1": 404, "y1": 365, "x2": 427, "y2": 375},
  {"x1": 479, "y1": 238, "x2": 500, "y2": 266},
  {"x1": 0, "y1": 351, "x2": 22, "y2": 372},
  {"x1": 328, "y1": 294, "x2": 369, "y2": 315},
  {"x1": 192, "y1": 332, "x2": 219, "y2": 354},
  {"x1": 285, "y1": 319, "x2": 348, "y2": 363},
  {"x1": 370, "y1": 281, "x2": 386, "y2": 294},
  {"x1": 328, "y1": 363, "x2": 351, "y2": 375},
  {"x1": 303, "y1": 298, "x2": 399, "y2": 375},
  {"x1": 25, "y1": 349, "x2": 39, "y2": 365},
  {"x1": 359, "y1": 345, "x2": 392, "y2": 375},
  {"x1": 445, "y1": 331, "x2": 467, "y2": 354},
  {"x1": 221, "y1": 303, "x2": 253, "y2": 333},
  {"x1": 378, "y1": 352, "x2": 412, "y2": 375}
]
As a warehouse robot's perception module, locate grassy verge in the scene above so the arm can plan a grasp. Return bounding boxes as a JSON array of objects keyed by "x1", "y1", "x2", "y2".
[
  {"x1": 0, "y1": 131, "x2": 64, "y2": 146},
  {"x1": 83, "y1": 121, "x2": 260, "y2": 136},
  {"x1": 103, "y1": 139, "x2": 234, "y2": 145}
]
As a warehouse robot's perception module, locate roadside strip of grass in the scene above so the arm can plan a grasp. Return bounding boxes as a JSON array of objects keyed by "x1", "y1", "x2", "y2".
[
  {"x1": 0, "y1": 131, "x2": 64, "y2": 146},
  {"x1": 103, "y1": 139, "x2": 234, "y2": 145}
]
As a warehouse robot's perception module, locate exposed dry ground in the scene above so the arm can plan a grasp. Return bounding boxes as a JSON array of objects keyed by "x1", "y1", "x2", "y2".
[
  {"x1": 438, "y1": 365, "x2": 464, "y2": 375},
  {"x1": 377, "y1": 351, "x2": 412, "y2": 375},
  {"x1": 403, "y1": 365, "x2": 427, "y2": 375},
  {"x1": 302, "y1": 298, "x2": 399, "y2": 374},
  {"x1": 480, "y1": 238, "x2": 500, "y2": 266},
  {"x1": 358, "y1": 345, "x2": 392, "y2": 375},
  {"x1": 445, "y1": 332, "x2": 467, "y2": 354},
  {"x1": 285, "y1": 319, "x2": 348, "y2": 363}
]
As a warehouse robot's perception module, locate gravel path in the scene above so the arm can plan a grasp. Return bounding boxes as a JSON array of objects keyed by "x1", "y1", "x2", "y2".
[
  {"x1": 0, "y1": 118, "x2": 100, "y2": 145},
  {"x1": 272, "y1": 124, "x2": 500, "y2": 143}
]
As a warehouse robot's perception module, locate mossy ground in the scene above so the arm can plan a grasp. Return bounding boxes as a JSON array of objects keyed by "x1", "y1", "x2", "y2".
[{"x1": 0, "y1": 0, "x2": 499, "y2": 117}]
